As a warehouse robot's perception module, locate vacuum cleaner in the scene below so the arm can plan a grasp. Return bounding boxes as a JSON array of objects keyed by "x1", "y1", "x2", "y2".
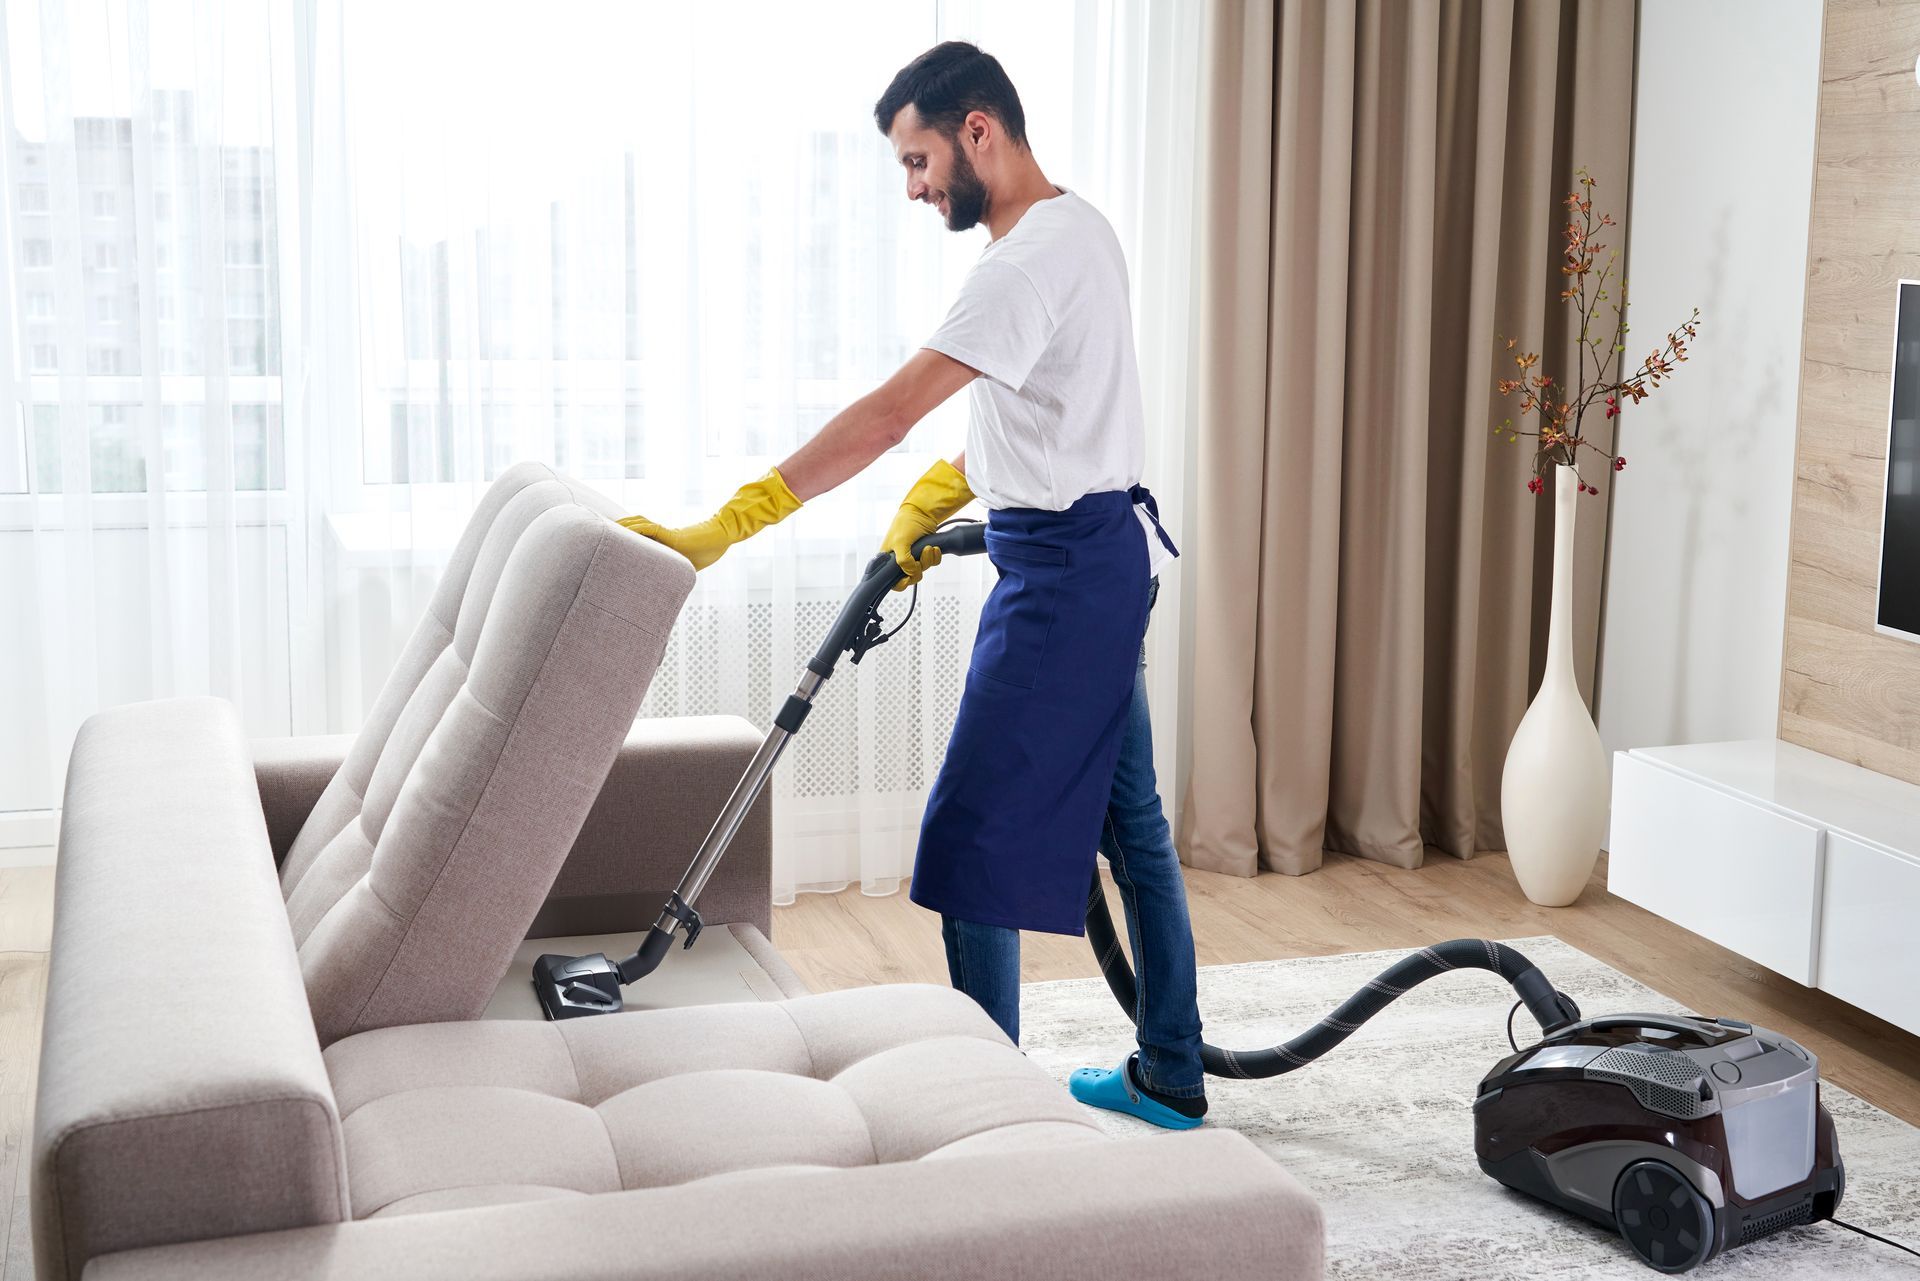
[
  {"x1": 1087, "y1": 901, "x2": 1848, "y2": 1273},
  {"x1": 533, "y1": 518, "x2": 1875, "y2": 1275}
]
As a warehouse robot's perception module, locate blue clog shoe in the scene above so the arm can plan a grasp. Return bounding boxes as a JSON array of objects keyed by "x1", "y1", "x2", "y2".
[{"x1": 1068, "y1": 1054, "x2": 1205, "y2": 1130}]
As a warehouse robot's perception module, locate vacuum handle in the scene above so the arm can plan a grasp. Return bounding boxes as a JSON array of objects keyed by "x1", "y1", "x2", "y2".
[
  {"x1": 911, "y1": 520, "x2": 988, "y2": 564},
  {"x1": 1577, "y1": 1014, "x2": 1717, "y2": 1038},
  {"x1": 808, "y1": 521, "x2": 989, "y2": 673}
]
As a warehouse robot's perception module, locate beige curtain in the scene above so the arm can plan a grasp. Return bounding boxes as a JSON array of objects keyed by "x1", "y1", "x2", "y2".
[{"x1": 1179, "y1": 0, "x2": 1637, "y2": 877}]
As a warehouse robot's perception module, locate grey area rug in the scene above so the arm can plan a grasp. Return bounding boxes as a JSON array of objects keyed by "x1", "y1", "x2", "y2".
[{"x1": 1019, "y1": 936, "x2": 1920, "y2": 1279}]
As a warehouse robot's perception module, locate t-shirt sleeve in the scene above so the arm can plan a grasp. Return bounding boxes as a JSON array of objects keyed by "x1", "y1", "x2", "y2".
[{"x1": 923, "y1": 259, "x2": 1055, "y2": 393}]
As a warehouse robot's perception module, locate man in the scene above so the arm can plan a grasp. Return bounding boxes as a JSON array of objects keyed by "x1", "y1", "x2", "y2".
[{"x1": 620, "y1": 41, "x2": 1206, "y2": 1129}]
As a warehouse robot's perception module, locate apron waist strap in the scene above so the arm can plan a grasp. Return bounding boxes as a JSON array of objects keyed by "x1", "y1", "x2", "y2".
[{"x1": 1128, "y1": 484, "x2": 1180, "y2": 559}]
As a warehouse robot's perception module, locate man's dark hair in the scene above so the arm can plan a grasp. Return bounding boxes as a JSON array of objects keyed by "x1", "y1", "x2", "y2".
[{"x1": 874, "y1": 41, "x2": 1027, "y2": 147}]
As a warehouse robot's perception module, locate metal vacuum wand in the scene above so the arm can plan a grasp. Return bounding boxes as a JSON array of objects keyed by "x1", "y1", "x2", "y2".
[
  {"x1": 533, "y1": 521, "x2": 989, "y2": 1020},
  {"x1": 606, "y1": 666, "x2": 823, "y2": 988}
]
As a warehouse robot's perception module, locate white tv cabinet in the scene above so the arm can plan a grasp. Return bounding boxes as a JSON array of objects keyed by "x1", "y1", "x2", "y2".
[{"x1": 1608, "y1": 739, "x2": 1920, "y2": 1036}]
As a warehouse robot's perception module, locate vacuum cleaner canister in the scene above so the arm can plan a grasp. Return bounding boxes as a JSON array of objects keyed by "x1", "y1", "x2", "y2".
[{"x1": 1474, "y1": 1012, "x2": 1844, "y2": 1273}]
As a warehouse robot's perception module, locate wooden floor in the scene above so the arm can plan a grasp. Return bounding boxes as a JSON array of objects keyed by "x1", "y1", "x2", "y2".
[
  {"x1": 773, "y1": 850, "x2": 1920, "y2": 1127},
  {"x1": 0, "y1": 846, "x2": 1914, "y2": 1273}
]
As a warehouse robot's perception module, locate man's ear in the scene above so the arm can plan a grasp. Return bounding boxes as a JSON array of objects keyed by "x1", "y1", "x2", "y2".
[{"x1": 964, "y1": 109, "x2": 993, "y2": 151}]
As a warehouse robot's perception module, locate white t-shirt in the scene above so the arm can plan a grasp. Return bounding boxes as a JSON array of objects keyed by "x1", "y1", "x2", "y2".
[{"x1": 924, "y1": 189, "x2": 1171, "y2": 574}]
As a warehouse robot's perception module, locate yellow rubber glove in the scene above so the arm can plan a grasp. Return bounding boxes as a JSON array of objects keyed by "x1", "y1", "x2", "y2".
[
  {"x1": 882, "y1": 458, "x2": 974, "y2": 592},
  {"x1": 618, "y1": 467, "x2": 803, "y2": 571}
]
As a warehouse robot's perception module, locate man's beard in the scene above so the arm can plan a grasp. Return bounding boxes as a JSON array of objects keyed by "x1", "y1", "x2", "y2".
[{"x1": 941, "y1": 140, "x2": 989, "y2": 232}]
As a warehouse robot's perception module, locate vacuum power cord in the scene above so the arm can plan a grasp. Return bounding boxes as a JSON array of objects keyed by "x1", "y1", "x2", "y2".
[{"x1": 1831, "y1": 1217, "x2": 1920, "y2": 1262}]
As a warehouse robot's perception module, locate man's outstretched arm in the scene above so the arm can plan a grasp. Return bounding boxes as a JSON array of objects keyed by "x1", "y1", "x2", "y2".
[
  {"x1": 618, "y1": 348, "x2": 976, "y2": 571},
  {"x1": 779, "y1": 348, "x2": 978, "y2": 501}
]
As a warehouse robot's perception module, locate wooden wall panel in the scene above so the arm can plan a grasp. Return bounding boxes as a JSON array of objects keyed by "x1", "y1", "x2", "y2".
[{"x1": 1781, "y1": 0, "x2": 1920, "y2": 782}]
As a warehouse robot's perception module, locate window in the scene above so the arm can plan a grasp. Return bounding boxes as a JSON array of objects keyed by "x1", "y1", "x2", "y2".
[
  {"x1": 20, "y1": 185, "x2": 49, "y2": 214},
  {"x1": 94, "y1": 295, "x2": 118, "y2": 323},
  {"x1": 93, "y1": 242, "x2": 118, "y2": 270},
  {"x1": 26, "y1": 292, "x2": 52, "y2": 318},
  {"x1": 225, "y1": 238, "x2": 263, "y2": 267},
  {"x1": 87, "y1": 347, "x2": 123, "y2": 375},
  {"x1": 23, "y1": 239, "x2": 52, "y2": 268},
  {"x1": 87, "y1": 402, "x2": 144, "y2": 492},
  {"x1": 232, "y1": 404, "x2": 285, "y2": 490},
  {"x1": 350, "y1": 14, "x2": 957, "y2": 489},
  {"x1": 92, "y1": 191, "x2": 116, "y2": 218},
  {"x1": 31, "y1": 343, "x2": 57, "y2": 371},
  {"x1": 153, "y1": 191, "x2": 172, "y2": 220},
  {"x1": 387, "y1": 402, "x2": 450, "y2": 484},
  {"x1": 225, "y1": 184, "x2": 263, "y2": 222}
]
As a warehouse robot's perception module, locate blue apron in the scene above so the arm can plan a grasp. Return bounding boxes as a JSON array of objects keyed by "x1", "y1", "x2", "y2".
[{"x1": 910, "y1": 486, "x2": 1178, "y2": 936}]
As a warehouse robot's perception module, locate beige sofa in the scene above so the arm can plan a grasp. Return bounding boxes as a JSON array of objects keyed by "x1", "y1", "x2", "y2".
[{"x1": 33, "y1": 465, "x2": 1323, "y2": 1280}]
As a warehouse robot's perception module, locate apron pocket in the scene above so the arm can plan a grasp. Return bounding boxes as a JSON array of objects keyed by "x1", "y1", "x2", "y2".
[{"x1": 971, "y1": 536, "x2": 1068, "y2": 690}]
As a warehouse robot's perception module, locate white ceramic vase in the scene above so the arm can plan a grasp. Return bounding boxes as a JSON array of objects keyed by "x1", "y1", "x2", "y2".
[{"x1": 1500, "y1": 465, "x2": 1610, "y2": 906}]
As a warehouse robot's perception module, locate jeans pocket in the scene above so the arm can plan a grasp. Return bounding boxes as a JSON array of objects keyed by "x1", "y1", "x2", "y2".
[{"x1": 970, "y1": 536, "x2": 1067, "y2": 690}]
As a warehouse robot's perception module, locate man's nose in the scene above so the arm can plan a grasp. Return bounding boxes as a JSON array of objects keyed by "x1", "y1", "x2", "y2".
[{"x1": 907, "y1": 176, "x2": 928, "y2": 202}]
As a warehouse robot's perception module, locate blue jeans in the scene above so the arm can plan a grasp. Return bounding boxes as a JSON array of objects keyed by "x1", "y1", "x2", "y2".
[{"x1": 940, "y1": 579, "x2": 1207, "y2": 1097}]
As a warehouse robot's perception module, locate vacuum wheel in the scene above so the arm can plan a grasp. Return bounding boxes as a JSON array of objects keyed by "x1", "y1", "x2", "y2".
[{"x1": 1613, "y1": 1160, "x2": 1715, "y2": 1274}]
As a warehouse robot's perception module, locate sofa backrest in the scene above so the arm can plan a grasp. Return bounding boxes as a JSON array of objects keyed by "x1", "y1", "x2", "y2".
[
  {"x1": 35, "y1": 698, "x2": 351, "y2": 1281},
  {"x1": 280, "y1": 463, "x2": 691, "y2": 1045}
]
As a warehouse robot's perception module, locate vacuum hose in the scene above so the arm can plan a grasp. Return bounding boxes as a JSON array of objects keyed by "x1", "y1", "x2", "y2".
[{"x1": 1084, "y1": 880, "x2": 1580, "y2": 1079}]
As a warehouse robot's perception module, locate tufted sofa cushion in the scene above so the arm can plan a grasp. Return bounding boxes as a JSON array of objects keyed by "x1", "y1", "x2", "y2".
[
  {"x1": 281, "y1": 463, "x2": 694, "y2": 1046},
  {"x1": 322, "y1": 984, "x2": 1106, "y2": 1218}
]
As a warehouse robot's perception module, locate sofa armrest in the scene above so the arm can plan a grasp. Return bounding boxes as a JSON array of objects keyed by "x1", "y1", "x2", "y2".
[
  {"x1": 40, "y1": 700, "x2": 349, "y2": 1281},
  {"x1": 85, "y1": 1130, "x2": 1323, "y2": 1281},
  {"x1": 529, "y1": 715, "x2": 773, "y2": 939},
  {"x1": 252, "y1": 733, "x2": 355, "y2": 866}
]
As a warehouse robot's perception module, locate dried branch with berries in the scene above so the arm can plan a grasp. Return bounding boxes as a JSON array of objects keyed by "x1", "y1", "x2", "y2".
[{"x1": 1492, "y1": 167, "x2": 1701, "y2": 496}]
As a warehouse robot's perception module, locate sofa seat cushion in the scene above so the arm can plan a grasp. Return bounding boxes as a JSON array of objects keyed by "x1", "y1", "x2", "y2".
[{"x1": 324, "y1": 985, "x2": 1105, "y2": 1219}]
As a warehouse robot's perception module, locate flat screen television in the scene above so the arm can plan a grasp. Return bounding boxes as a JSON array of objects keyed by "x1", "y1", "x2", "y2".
[{"x1": 1877, "y1": 280, "x2": 1920, "y2": 642}]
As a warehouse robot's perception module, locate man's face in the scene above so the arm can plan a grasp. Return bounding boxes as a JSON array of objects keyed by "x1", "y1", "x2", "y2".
[{"x1": 887, "y1": 107, "x2": 989, "y2": 233}]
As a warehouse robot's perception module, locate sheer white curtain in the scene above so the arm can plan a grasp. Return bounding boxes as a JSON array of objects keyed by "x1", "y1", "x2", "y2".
[
  {"x1": 1, "y1": 0, "x2": 1206, "y2": 899},
  {"x1": 0, "y1": 0, "x2": 300, "y2": 849}
]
